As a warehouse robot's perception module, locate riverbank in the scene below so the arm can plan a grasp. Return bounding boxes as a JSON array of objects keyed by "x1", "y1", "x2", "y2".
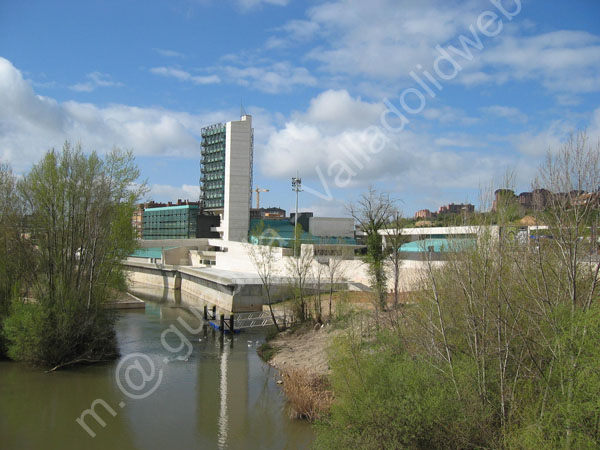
[
  {"x1": 266, "y1": 323, "x2": 340, "y2": 376},
  {"x1": 262, "y1": 323, "x2": 338, "y2": 421},
  {"x1": 261, "y1": 291, "x2": 399, "y2": 376},
  {"x1": 260, "y1": 291, "x2": 384, "y2": 421}
]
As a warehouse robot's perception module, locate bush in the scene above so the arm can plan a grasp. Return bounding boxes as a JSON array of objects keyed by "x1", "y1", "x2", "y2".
[
  {"x1": 281, "y1": 368, "x2": 333, "y2": 422},
  {"x1": 315, "y1": 336, "x2": 496, "y2": 449},
  {"x1": 4, "y1": 291, "x2": 118, "y2": 367}
]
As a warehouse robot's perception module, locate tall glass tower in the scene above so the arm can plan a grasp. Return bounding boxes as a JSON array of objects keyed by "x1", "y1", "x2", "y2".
[{"x1": 200, "y1": 115, "x2": 253, "y2": 242}]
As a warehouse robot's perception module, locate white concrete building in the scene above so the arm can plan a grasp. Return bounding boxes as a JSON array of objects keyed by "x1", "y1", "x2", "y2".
[
  {"x1": 309, "y1": 217, "x2": 355, "y2": 238},
  {"x1": 201, "y1": 115, "x2": 253, "y2": 242}
]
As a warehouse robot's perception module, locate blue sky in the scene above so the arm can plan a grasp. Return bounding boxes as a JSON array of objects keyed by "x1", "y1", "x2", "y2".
[{"x1": 1, "y1": 0, "x2": 599, "y2": 217}]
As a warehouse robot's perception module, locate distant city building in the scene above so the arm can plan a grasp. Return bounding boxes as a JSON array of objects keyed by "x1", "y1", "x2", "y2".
[
  {"x1": 200, "y1": 115, "x2": 253, "y2": 242},
  {"x1": 415, "y1": 209, "x2": 435, "y2": 219},
  {"x1": 438, "y1": 203, "x2": 474, "y2": 215},
  {"x1": 250, "y1": 207, "x2": 286, "y2": 220},
  {"x1": 518, "y1": 191, "x2": 532, "y2": 209},
  {"x1": 492, "y1": 189, "x2": 517, "y2": 211},
  {"x1": 493, "y1": 188, "x2": 599, "y2": 212},
  {"x1": 413, "y1": 204, "x2": 473, "y2": 219},
  {"x1": 573, "y1": 191, "x2": 600, "y2": 207},
  {"x1": 132, "y1": 206, "x2": 144, "y2": 238},
  {"x1": 532, "y1": 188, "x2": 551, "y2": 210}
]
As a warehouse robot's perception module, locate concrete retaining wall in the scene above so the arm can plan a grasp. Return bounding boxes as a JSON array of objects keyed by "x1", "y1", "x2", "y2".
[
  {"x1": 125, "y1": 262, "x2": 180, "y2": 290},
  {"x1": 124, "y1": 261, "x2": 277, "y2": 312}
]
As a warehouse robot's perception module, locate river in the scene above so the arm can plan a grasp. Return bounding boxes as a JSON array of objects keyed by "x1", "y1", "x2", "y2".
[{"x1": 0, "y1": 290, "x2": 314, "y2": 449}]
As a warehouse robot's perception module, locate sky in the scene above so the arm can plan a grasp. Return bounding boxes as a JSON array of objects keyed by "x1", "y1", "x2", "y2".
[{"x1": 1, "y1": 0, "x2": 599, "y2": 217}]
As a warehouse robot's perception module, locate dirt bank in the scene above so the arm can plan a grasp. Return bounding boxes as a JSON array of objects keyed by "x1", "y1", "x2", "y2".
[{"x1": 267, "y1": 323, "x2": 343, "y2": 377}]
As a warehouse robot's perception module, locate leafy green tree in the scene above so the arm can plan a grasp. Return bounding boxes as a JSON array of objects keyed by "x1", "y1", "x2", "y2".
[
  {"x1": 0, "y1": 164, "x2": 33, "y2": 358},
  {"x1": 3, "y1": 142, "x2": 144, "y2": 368}
]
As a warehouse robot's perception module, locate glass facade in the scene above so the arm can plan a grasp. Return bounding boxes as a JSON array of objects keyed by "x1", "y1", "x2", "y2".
[
  {"x1": 200, "y1": 123, "x2": 226, "y2": 210},
  {"x1": 142, "y1": 205, "x2": 199, "y2": 240}
]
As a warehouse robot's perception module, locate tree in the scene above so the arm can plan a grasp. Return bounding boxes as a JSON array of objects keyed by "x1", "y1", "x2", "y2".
[
  {"x1": 312, "y1": 258, "x2": 326, "y2": 323},
  {"x1": 325, "y1": 244, "x2": 346, "y2": 322},
  {"x1": 348, "y1": 186, "x2": 396, "y2": 311},
  {"x1": 0, "y1": 164, "x2": 33, "y2": 358},
  {"x1": 248, "y1": 221, "x2": 282, "y2": 332},
  {"x1": 522, "y1": 131, "x2": 600, "y2": 446},
  {"x1": 287, "y1": 244, "x2": 314, "y2": 322},
  {"x1": 318, "y1": 132, "x2": 600, "y2": 448},
  {"x1": 382, "y1": 212, "x2": 409, "y2": 308},
  {"x1": 3, "y1": 142, "x2": 145, "y2": 368},
  {"x1": 291, "y1": 222, "x2": 304, "y2": 256}
]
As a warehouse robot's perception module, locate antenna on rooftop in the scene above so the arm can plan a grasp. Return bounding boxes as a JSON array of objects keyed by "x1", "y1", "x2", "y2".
[{"x1": 240, "y1": 99, "x2": 247, "y2": 118}]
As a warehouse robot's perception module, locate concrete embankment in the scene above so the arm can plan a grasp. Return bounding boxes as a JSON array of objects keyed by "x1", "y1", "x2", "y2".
[
  {"x1": 104, "y1": 292, "x2": 145, "y2": 309},
  {"x1": 123, "y1": 260, "x2": 286, "y2": 312}
]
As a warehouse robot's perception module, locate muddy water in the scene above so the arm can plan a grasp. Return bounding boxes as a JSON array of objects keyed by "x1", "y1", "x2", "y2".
[{"x1": 0, "y1": 292, "x2": 313, "y2": 449}]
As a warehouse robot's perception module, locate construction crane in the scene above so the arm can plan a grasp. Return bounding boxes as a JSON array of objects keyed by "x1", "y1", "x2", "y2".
[{"x1": 254, "y1": 187, "x2": 269, "y2": 209}]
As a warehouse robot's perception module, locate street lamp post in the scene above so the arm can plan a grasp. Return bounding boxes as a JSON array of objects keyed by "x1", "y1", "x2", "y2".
[{"x1": 291, "y1": 173, "x2": 302, "y2": 257}]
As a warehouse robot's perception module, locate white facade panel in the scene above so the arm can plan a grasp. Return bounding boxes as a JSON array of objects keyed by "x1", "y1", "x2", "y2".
[{"x1": 222, "y1": 115, "x2": 252, "y2": 242}]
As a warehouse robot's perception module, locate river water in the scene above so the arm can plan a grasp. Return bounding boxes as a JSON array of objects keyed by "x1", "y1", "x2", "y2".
[{"x1": 0, "y1": 290, "x2": 313, "y2": 450}]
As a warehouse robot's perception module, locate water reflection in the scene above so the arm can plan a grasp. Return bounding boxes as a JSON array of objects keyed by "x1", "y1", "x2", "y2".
[
  {"x1": 0, "y1": 291, "x2": 313, "y2": 450},
  {"x1": 218, "y1": 340, "x2": 229, "y2": 449}
]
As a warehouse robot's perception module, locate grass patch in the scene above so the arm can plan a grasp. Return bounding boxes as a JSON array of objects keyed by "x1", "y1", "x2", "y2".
[{"x1": 257, "y1": 342, "x2": 279, "y2": 362}]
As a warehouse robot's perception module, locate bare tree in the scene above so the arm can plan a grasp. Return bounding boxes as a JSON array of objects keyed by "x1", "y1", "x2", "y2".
[
  {"x1": 530, "y1": 131, "x2": 600, "y2": 444},
  {"x1": 382, "y1": 212, "x2": 409, "y2": 308},
  {"x1": 287, "y1": 244, "x2": 314, "y2": 322},
  {"x1": 312, "y1": 260, "x2": 325, "y2": 323},
  {"x1": 325, "y1": 246, "x2": 347, "y2": 322},
  {"x1": 248, "y1": 224, "x2": 282, "y2": 332},
  {"x1": 347, "y1": 186, "x2": 397, "y2": 311}
]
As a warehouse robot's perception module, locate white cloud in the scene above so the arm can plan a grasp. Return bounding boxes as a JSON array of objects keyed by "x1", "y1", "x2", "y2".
[
  {"x1": 279, "y1": 19, "x2": 320, "y2": 42},
  {"x1": 480, "y1": 105, "x2": 527, "y2": 123},
  {"x1": 150, "y1": 62, "x2": 314, "y2": 93},
  {"x1": 456, "y1": 71, "x2": 493, "y2": 86},
  {"x1": 510, "y1": 120, "x2": 574, "y2": 157},
  {"x1": 222, "y1": 62, "x2": 316, "y2": 94},
  {"x1": 264, "y1": 0, "x2": 600, "y2": 102},
  {"x1": 0, "y1": 57, "x2": 234, "y2": 171},
  {"x1": 236, "y1": 0, "x2": 289, "y2": 11},
  {"x1": 260, "y1": 89, "x2": 517, "y2": 194},
  {"x1": 434, "y1": 134, "x2": 483, "y2": 148},
  {"x1": 265, "y1": 20, "x2": 319, "y2": 49},
  {"x1": 147, "y1": 183, "x2": 200, "y2": 202},
  {"x1": 299, "y1": 89, "x2": 384, "y2": 130},
  {"x1": 509, "y1": 109, "x2": 600, "y2": 159},
  {"x1": 299, "y1": 0, "x2": 481, "y2": 79},
  {"x1": 481, "y1": 30, "x2": 600, "y2": 93},
  {"x1": 153, "y1": 48, "x2": 185, "y2": 58},
  {"x1": 422, "y1": 106, "x2": 479, "y2": 125},
  {"x1": 150, "y1": 66, "x2": 220, "y2": 84},
  {"x1": 70, "y1": 72, "x2": 124, "y2": 92}
]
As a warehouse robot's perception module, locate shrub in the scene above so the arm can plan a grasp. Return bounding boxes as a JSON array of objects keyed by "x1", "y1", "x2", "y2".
[
  {"x1": 281, "y1": 368, "x2": 333, "y2": 422},
  {"x1": 314, "y1": 336, "x2": 496, "y2": 449}
]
